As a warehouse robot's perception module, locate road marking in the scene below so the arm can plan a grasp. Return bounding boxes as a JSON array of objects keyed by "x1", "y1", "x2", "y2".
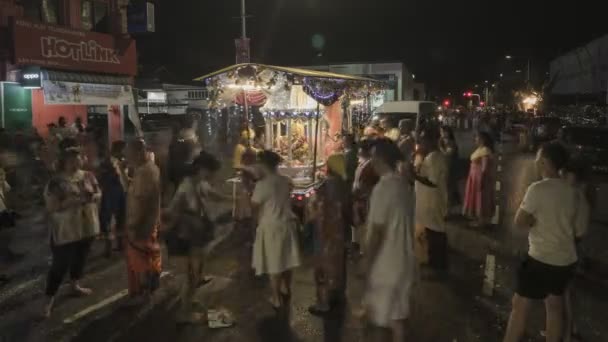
[
  {"x1": 482, "y1": 254, "x2": 496, "y2": 297},
  {"x1": 497, "y1": 165, "x2": 502, "y2": 172},
  {"x1": 0, "y1": 276, "x2": 43, "y2": 305},
  {"x1": 63, "y1": 272, "x2": 171, "y2": 324},
  {"x1": 491, "y1": 205, "x2": 500, "y2": 225},
  {"x1": 498, "y1": 155, "x2": 502, "y2": 161},
  {"x1": 64, "y1": 290, "x2": 129, "y2": 324},
  {"x1": 495, "y1": 181, "x2": 501, "y2": 192}
]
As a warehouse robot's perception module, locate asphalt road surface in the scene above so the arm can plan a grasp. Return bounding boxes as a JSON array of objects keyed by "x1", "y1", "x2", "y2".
[{"x1": 0, "y1": 129, "x2": 606, "y2": 342}]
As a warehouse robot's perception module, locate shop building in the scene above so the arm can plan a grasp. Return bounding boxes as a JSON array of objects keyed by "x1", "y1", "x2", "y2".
[
  {"x1": 136, "y1": 83, "x2": 209, "y2": 116},
  {"x1": 549, "y1": 34, "x2": 608, "y2": 104},
  {"x1": 0, "y1": 0, "x2": 140, "y2": 141}
]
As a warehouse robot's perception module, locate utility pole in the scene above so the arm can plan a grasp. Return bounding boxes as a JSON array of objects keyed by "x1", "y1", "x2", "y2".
[
  {"x1": 526, "y1": 59, "x2": 531, "y2": 86},
  {"x1": 241, "y1": 0, "x2": 247, "y2": 39},
  {"x1": 235, "y1": 0, "x2": 250, "y2": 63}
]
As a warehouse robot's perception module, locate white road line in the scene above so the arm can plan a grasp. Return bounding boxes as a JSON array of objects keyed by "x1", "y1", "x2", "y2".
[
  {"x1": 497, "y1": 165, "x2": 502, "y2": 172},
  {"x1": 482, "y1": 254, "x2": 496, "y2": 297},
  {"x1": 0, "y1": 276, "x2": 43, "y2": 305},
  {"x1": 491, "y1": 205, "x2": 500, "y2": 225},
  {"x1": 63, "y1": 271, "x2": 171, "y2": 324},
  {"x1": 63, "y1": 290, "x2": 129, "y2": 324},
  {"x1": 495, "y1": 181, "x2": 501, "y2": 192},
  {"x1": 498, "y1": 155, "x2": 502, "y2": 161}
]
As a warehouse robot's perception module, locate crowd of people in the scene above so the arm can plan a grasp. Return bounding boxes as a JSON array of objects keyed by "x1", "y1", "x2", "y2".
[{"x1": 0, "y1": 110, "x2": 592, "y2": 341}]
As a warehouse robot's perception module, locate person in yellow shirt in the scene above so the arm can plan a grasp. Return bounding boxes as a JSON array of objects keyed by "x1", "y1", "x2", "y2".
[
  {"x1": 381, "y1": 118, "x2": 400, "y2": 142},
  {"x1": 233, "y1": 129, "x2": 256, "y2": 170}
]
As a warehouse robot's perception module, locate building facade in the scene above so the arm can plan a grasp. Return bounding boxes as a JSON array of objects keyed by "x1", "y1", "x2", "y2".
[
  {"x1": 0, "y1": 0, "x2": 137, "y2": 140},
  {"x1": 549, "y1": 34, "x2": 608, "y2": 104}
]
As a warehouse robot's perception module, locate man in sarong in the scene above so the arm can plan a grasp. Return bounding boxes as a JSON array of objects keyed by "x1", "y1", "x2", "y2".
[{"x1": 125, "y1": 139, "x2": 162, "y2": 304}]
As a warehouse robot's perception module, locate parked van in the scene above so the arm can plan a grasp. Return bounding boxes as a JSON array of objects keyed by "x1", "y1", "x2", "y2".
[{"x1": 372, "y1": 101, "x2": 438, "y2": 131}]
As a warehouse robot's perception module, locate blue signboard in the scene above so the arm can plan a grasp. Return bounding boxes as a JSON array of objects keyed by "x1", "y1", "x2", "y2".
[{"x1": 128, "y1": 2, "x2": 155, "y2": 33}]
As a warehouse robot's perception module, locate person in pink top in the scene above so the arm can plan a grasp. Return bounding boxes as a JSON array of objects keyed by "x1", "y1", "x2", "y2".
[{"x1": 462, "y1": 131, "x2": 496, "y2": 228}]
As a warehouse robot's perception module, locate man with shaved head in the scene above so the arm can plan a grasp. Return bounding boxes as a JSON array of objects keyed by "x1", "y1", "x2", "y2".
[{"x1": 124, "y1": 138, "x2": 162, "y2": 305}]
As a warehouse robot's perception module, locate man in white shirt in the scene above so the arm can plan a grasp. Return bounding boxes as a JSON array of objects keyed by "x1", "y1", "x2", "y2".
[
  {"x1": 504, "y1": 142, "x2": 589, "y2": 342},
  {"x1": 413, "y1": 128, "x2": 449, "y2": 272},
  {"x1": 363, "y1": 138, "x2": 415, "y2": 342}
]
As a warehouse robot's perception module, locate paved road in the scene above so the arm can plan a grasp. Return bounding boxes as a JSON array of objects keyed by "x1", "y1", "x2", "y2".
[{"x1": 0, "y1": 129, "x2": 606, "y2": 341}]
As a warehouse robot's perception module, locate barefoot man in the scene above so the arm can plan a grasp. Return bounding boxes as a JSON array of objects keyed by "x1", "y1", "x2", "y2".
[{"x1": 125, "y1": 138, "x2": 162, "y2": 304}]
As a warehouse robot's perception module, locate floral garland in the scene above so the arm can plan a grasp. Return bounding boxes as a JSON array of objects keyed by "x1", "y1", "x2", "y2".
[{"x1": 203, "y1": 64, "x2": 387, "y2": 109}]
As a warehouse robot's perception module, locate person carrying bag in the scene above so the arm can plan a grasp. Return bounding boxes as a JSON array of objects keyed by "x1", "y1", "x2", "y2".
[{"x1": 163, "y1": 151, "x2": 234, "y2": 326}]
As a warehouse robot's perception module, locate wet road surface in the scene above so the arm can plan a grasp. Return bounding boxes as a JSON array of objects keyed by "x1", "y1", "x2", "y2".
[{"x1": 0, "y1": 129, "x2": 606, "y2": 341}]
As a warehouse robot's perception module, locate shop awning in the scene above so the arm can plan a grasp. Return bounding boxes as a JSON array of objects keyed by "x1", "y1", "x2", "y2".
[
  {"x1": 193, "y1": 63, "x2": 381, "y2": 83},
  {"x1": 42, "y1": 70, "x2": 131, "y2": 85}
]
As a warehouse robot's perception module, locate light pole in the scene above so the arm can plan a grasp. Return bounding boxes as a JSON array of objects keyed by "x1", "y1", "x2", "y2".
[
  {"x1": 505, "y1": 55, "x2": 531, "y2": 84},
  {"x1": 241, "y1": 0, "x2": 247, "y2": 39}
]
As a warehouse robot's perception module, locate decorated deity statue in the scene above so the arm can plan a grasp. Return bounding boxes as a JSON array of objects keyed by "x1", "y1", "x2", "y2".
[{"x1": 276, "y1": 121, "x2": 310, "y2": 165}]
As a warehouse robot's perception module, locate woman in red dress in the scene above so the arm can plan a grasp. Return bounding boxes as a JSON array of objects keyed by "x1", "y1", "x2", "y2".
[{"x1": 462, "y1": 131, "x2": 496, "y2": 227}]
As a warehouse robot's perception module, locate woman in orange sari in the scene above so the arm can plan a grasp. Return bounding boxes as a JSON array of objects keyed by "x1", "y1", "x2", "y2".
[
  {"x1": 125, "y1": 139, "x2": 162, "y2": 304},
  {"x1": 308, "y1": 154, "x2": 350, "y2": 315}
]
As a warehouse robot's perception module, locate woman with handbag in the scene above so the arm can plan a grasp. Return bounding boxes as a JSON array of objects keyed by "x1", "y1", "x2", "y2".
[
  {"x1": 251, "y1": 151, "x2": 302, "y2": 310},
  {"x1": 165, "y1": 151, "x2": 233, "y2": 325},
  {"x1": 43, "y1": 147, "x2": 101, "y2": 318}
]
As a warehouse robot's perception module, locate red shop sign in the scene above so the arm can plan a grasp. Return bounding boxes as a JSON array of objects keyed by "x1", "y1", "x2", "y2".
[{"x1": 11, "y1": 19, "x2": 137, "y2": 76}]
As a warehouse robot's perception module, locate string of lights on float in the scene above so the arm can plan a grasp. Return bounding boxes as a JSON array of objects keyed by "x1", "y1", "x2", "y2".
[{"x1": 201, "y1": 64, "x2": 386, "y2": 111}]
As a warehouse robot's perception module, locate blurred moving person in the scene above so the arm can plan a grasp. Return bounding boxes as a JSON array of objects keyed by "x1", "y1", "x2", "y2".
[
  {"x1": 413, "y1": 128, "x2": 448, "y2": 272},
  {"x1": 439, "y1": 126, "x2": 461, "y2": 216},
  {"x1": 352, "y1": 140, "x2": 379, "y2": 256},
  {"x1": 362, "y1": 138, "x2": 415, "y2": 342},
  {"x1": 98, "y1": 141, "x2": 128, "y2": 257},
  {"x1": 308, "y1": 154, "x2": 350, "y2": 315}
]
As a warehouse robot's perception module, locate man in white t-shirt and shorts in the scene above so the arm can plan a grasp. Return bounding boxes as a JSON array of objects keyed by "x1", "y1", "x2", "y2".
[{"x1": 504, "y1": 142, "x2": 588, "y2": 342}]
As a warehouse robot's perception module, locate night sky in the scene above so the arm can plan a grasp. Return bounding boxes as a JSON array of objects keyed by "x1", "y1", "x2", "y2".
[{"x1": 138, "y1": 0, "x2": 607, "y2": 94}]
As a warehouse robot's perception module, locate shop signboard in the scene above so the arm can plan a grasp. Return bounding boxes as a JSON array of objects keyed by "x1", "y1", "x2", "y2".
[
  {"x1": 11, "y1": 19, "x2": 137, "y2": 76},
  {"x1": 128, "y1": 2, "x2": 155, "y2": 33},
  {"x1": 0, "y1": 82, "x2": 33, "y2": 130},
  {"x1": 235, "y1": 38, "x2": 250, "y2": 64},
  {"x1": 20, "y1": 66, "x2": 42, "y2": 89},
  {"x1": 42, "y1": 80, "x2": 134, "y2": 105}
]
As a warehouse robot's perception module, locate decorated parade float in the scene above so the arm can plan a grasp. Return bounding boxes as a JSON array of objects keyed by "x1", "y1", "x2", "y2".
[{"x1": 194, "y1": 63, "x2": 384, "y2": 208}]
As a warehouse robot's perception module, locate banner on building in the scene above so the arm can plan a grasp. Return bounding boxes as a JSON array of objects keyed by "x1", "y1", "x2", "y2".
[
  {"x1": 11, "y1": 19, "x2": 137, "y2": 76},
  {"x1": 0, "y1": 82, "x2": 33, "y2": 129},
  {"x1": 235, "y1": 38, "x2": 251, "y2": 64},
  {"x1": 42, "y1": 80, "x2": 134, "y2": 105}
]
